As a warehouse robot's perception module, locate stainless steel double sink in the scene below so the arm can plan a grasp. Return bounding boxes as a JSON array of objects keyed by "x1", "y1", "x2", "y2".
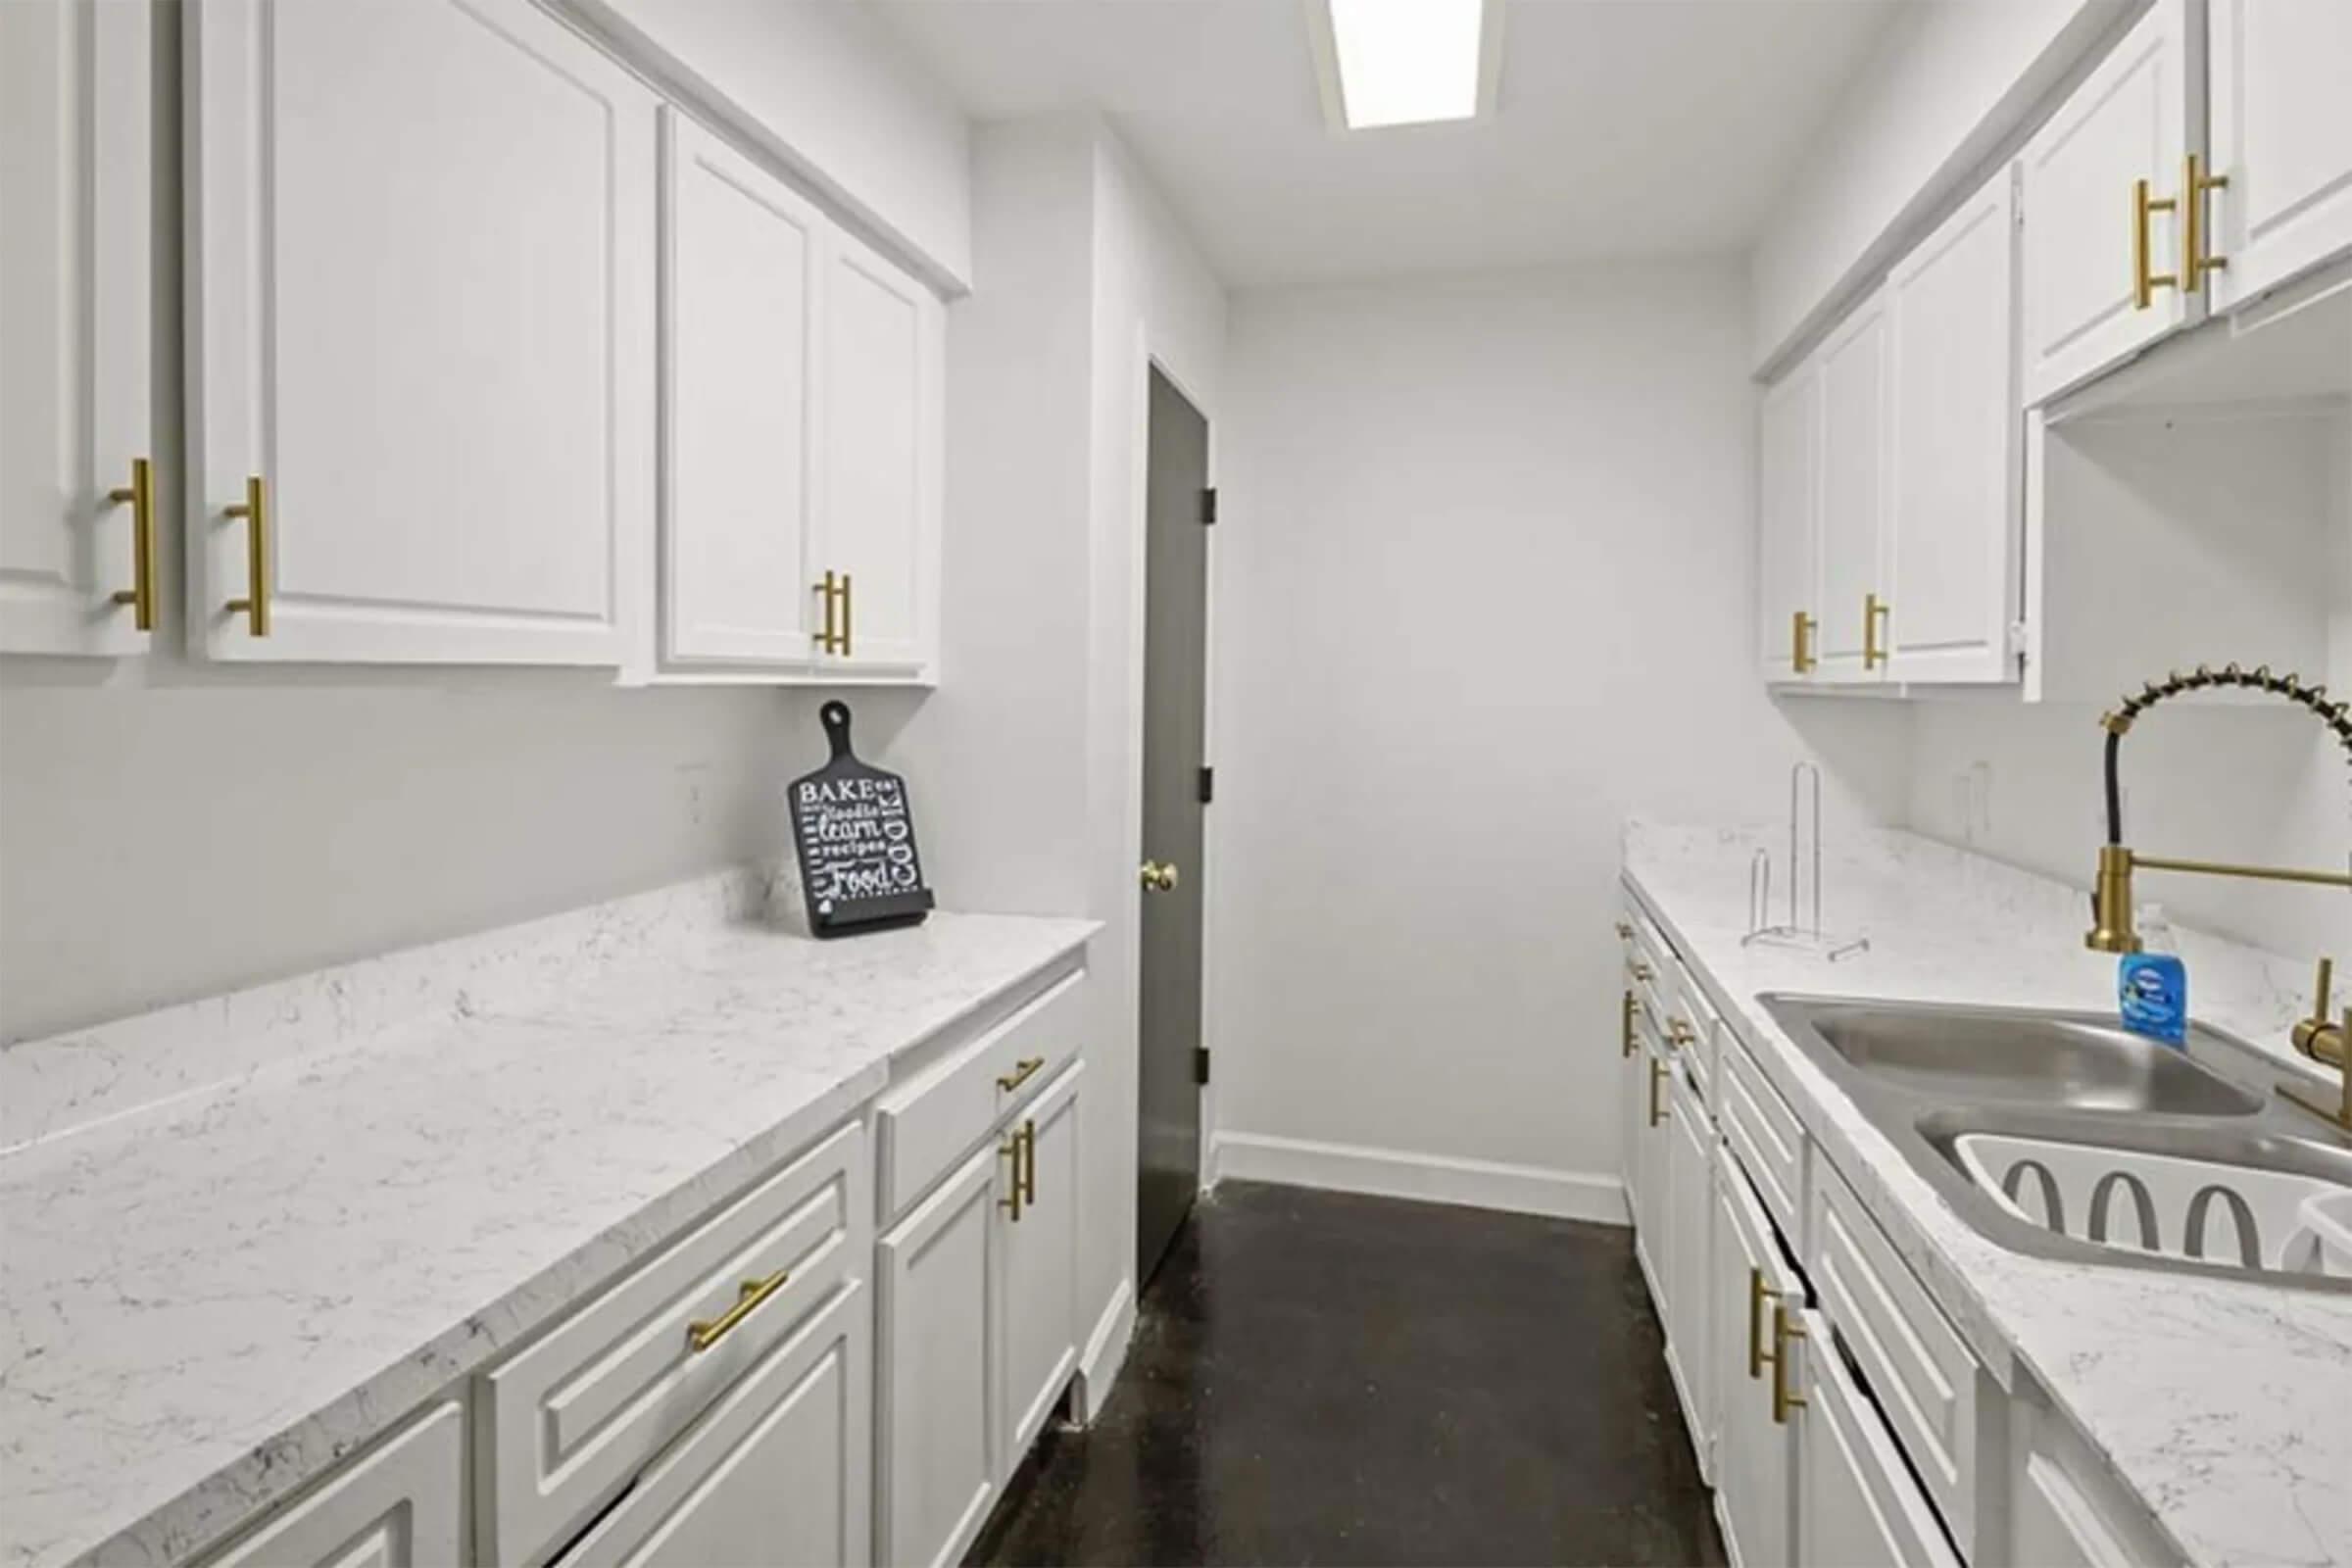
[{"x1": 1760, "y1": 995, "x2": 2352, "y2": 1293}]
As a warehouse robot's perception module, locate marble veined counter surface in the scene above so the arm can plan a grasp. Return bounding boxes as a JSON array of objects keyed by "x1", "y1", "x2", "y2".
[
  {"x1": 0, "y1": 873, "x2": 1096, "y2": 1568},
  {"x1": 1624, "y1": 821, "x2": 2351, "y2": 1568}
]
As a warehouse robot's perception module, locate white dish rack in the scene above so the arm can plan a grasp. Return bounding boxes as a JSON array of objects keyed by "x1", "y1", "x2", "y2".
[{"x1": 1956, "y1": 1132, "x2": 2352, "y2": 1278}]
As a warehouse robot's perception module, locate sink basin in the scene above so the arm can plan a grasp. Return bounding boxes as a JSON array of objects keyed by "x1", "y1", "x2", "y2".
[
  {"x1": 1762, "y1": 994, "x2": 2352, "y2": 1293},
  {"x1": 1798, "y1": 1001, "x2": 2266, "y2": 1116}
]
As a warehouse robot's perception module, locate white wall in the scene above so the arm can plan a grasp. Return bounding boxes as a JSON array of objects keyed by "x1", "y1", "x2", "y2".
[
  {"x1": 1909, "y1": 412, "x2": 2352, "y2": 958},
  {"x1": 1208, "y1": 260, "x2": 1911, "y2": 1212},
  {"x1": 575, "y1": 0, "x2": 973, "y2": 289},
  {"x1": 1750, "y1": 0, "x2": 2124, "y2": 373},
  {"x1": 879, "y1": 116, "x2": 1228, "y2": 1387}
]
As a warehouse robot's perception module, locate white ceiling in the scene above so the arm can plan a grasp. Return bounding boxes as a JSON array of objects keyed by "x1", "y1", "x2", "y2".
[{"x1": 868, "y1": 0, "x2": 1903, "y2": 289}]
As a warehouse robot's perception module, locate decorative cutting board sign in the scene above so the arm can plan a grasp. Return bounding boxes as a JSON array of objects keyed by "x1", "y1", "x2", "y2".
[{"x1": 788, "y1": 701, "x2": 935, "y2": 938}]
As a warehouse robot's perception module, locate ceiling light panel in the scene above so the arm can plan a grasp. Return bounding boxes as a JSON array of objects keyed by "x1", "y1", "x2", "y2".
[{"x1": 1326, "y1": 0, "x2": 1487, "y2": 130}]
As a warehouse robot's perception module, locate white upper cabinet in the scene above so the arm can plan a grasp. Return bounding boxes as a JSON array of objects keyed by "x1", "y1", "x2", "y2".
[
  {"x1": 659, "y1": 109, "x2": 822, "y2": 673},
  {"x1": 1813, "y1": 288, "x2": 1891, "y2": 684},
  {"x1": 1886, "y1": 168, "x2": 2022, "y2": 686},
  {"x1": 2019, "y1": 0, "x2": 2201, "y2": 407},
  {"x1": 2205, "y1": 0, "x2": 2352, "y2": 310},
  {"x1": 185, "y1": 0, "x2": 655, "y2": 664},
  {"x1": 817, "y1": 229, "x2": 943, "y2": 680},
  {"x1": 1757, "y1": 362, "x2": 1822, "y2": 685},
  {"x1": 1, "y1": 0, "x2": 152, "y2": 658}
]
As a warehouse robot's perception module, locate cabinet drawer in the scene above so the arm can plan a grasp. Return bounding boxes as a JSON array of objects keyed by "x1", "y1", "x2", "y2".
[
  {"x1": 1807, "y1": 1157, "x2": 1979, "y2": 1556},
  {"x1": 1663, "y1": 963, "x2": 1721, "y2": 1104},
  {"x1": 1720, "y1": 1033, "x2": 1807, "y2": 1246},
  {"x1": 203, "y1": 1401, "x2": 464, "y2": 1568},
  {"x1": 875, "y1": 961, "x2": 1085, "y2": 1223},
  {"x1": 478, "y1": 1120, "x2": 865, "y2": 1567},
  {"x1": 552, "y1": 1281, "x2": 870, "y2": 1568}
]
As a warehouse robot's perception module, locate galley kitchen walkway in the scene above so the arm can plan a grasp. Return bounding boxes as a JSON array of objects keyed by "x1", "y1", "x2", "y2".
[{"x1": 968, "y1": 1180, "x2": 1724, "y2": 1567}]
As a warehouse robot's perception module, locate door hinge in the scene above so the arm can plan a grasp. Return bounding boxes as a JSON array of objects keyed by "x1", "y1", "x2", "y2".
[
  {"x1": 1194, "y1": 1046, "x2": 1211, "y2": 1086},
  {"x1": 1200, "y1": 487, "x2": 1217, "y2": 525},
  {"x1": 1198, "y1": 764, "x2": 1215, "y2": 805}
]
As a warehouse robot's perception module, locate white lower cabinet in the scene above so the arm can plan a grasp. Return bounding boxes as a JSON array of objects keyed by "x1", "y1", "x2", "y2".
[
  {"x1": 1711, "y1": 1144, "x2": 1800, "y2": 1568},
  {"x1": 1663, "y1": 1062, "x2": 1716, "y2": 1479},
  {"x1": 202, "y1": 1401, "x2": 465, "y2": 1568},
  {"x1": 1795, "y1": 1309, "x2": 1961, "y2": 1568},
  {"x1": 876, "y1": 1144, "x2": 1002, "y2": 1568},
  {"x1": 558, "y1": 1284, "x2": 872, "y2": 1568},
  {"x1": 877, "y1": 1059, "x2": 1085, "y2": 1568}
]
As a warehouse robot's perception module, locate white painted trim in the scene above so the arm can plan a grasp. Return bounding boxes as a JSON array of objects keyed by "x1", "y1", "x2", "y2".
[
  {"x1": 1070, "y1": 1275, "x2": 1136, "y2": 1425},
  {"x1": 1213, "y1": 1132, "x2": 1630, "y2": 1225}
]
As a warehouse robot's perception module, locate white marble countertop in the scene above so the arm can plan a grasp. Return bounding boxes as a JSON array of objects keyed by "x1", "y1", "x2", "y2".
[
  {"x1": 0, "y1": 873, "x2": 1096, "y2": 1568},
  {"x1": 1623, "y1": 821, "x2": 2352, "y2": 1568}
]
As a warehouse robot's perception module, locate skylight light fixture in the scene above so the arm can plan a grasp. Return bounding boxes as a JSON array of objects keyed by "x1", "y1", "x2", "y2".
[{"x1": 1319, "y1": 0, "x2": 1493, "y2": 131}]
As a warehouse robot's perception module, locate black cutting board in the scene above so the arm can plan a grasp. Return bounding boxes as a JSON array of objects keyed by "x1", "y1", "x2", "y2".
[{"x1": 787, "y1": 701, "x2": 935, "y2": 938}]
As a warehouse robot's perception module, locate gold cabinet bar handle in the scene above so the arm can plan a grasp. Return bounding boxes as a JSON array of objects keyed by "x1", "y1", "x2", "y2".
[
  {"x1": 1631, "y1": 960, "x2": 1653, "y2": 983},
  {"x1": 997, "y1": 1055, "x2": 1045, "y2": 1094},
  {"x1": 1020, "y1": 1119, "x2": 1038, "y2": 1204},
  {"x1": 687, "y1": 1268, "x2": 789, "y2": 1352},
  {"x1": 1862, "y1": 593, "x2": 1889, "y2": 671},
  {"x1": 108, "y1": 457, "x2": 157, "y2": 630},
  {"x1": 2182, "y1": 153, "x2": 2229, "y2": 291},
  {"x1": 838, "y1": 571, "x2": 853, "y2": 659},
  {"x1": 1770, "y1": 1303, "x2": 1808, "y2": 1423},
  {"x1": 1791, "y1": 610, "x2": 1818, "y2": 674},
  {"x1": 1747, "y1": 1269, "x2": 1773, "y2": 1380},
  {"x1": 1647, "y1": 1056, "x2": 1669, "y2": 1126},
  {"x1": 1621, "y1": 991, "x2": 1639, "y2": 1058},
  {"x1": 1614, "y1": 921, "x2": 1634, "y2": 941},
  {"x1": 1668, "y1": 1015, "x2": 1698, "y2": 1049},
  {"x1": 2133, "y1": 176, "x2": 2180, "y2": 310},
  {"x1": 812, "y1": 570, "x2": 838, "y2": 653},
  {"x1": 998, "y1": 1130, "x2": 1024, "y2": 1221},
  {"x1": 221, "y1": 475, "x2": 270, "y2": 636}
]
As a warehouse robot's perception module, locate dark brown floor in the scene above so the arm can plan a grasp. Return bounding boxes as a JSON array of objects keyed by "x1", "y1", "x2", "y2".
[{"x1": 967, "y1": 1180, "x2": 1725, "y2": 1567}]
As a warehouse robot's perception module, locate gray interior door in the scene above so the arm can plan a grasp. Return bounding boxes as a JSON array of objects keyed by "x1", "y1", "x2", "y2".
[{"x1": 1136, "y1": 367, "x2": 1209, "y2": 1290}]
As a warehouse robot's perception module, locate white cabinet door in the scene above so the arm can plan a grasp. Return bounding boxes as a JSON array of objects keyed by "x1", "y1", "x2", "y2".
[
  {"x1": 1814, "y1": 289, "x2": 1891, "y2": 683},
  {"x1": 1887, "y1": 167, "x2": 2023, "y2": 686},
  {"x1": 559, "y1": 1285, "x2": 872, "y2": 1568},
  {"x1": 1711, "y1": 1146, "x2": 1798, "y2": 1568},
  {"x1": 1664, "y1": 1064, "x2": 1715, "y2": 1480},
  {"x1": 1795, "y1": 1309, "x2": 1962, "y2": 1568},
  {"x1": 997, "y1": 1060, "x2": 1083, "y2": 1469},
  {"x1": 0, "y1": 0, "x2": 152, "y2": 657},
  {"x1": 816, "y1": 229, "x2": 941, "y2": 678},
  {"x1": 876, "y1": 1144, "x2": 1002, "y2": 1568},
  {"x1": 203, "y1": 1402, "x2": 463, "y2": 1568},
  {"x1": 1757, "y1": 361, "x2": 1822, "y2": 684},
  {"x1": 2019, "y1": 0, "x2": 2201, "y2": 406},
  {"x1": 2207, "y1": 0, "x2": 2352, "y2": 310},
  {"x1": 185, "y1": 0, "x2": 655, "y2": 663},
  {"x1": 660, "y1": 109, "x2": 821, "y2": 671}
]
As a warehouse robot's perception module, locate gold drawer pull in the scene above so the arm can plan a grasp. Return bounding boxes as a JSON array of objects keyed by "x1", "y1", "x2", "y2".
[
  {"x1": 1614, "y1": 921, "x2": 1634, "y2": 941},
  {"x1": 1631, "y1": 960, "x2": 1654, "y2": 983},
  {"x1": 687, "y1": 1268, "x2": 789, "y2": 1352},
  {"x1": 1771, "y1": 1303, "x2": 1808, "y2": 1423},
  {"x1": 997, "y1": 1055, "x2": 1045, "y2": 1094},
  {"x1": 1667, "y1": 1015, "x2": 1698, "y2": 1048},
  {"x1": 108, "y1": 457, "x2": 156, "y2": 629},
  {"x1": 222, "y1": 475, "x2": 271, "y2": 636}
]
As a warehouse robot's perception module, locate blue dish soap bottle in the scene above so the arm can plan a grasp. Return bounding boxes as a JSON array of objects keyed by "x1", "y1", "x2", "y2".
[{"x1": 2119, "y1": 905, "x2": 2187, "y2": 1048}]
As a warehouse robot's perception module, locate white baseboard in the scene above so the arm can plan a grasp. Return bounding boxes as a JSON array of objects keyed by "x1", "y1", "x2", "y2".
[
  {"x1": 1212, "y1": 1131, "x2": 1628, "y2": 1225},
  {"x1": 1070, "y1": 1275, "x2": 1136, "y2": 1424}
]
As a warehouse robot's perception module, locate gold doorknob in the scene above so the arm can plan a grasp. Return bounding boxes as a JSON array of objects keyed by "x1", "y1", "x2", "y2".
[{"x1": 1139, "y1": 860, "x2": 1180, "y2": 893}]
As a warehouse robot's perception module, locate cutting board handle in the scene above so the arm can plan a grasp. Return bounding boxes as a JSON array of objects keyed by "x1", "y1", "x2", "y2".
[{"x1": 820, "y1": 700, "x2": 855, "y2": 762}]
